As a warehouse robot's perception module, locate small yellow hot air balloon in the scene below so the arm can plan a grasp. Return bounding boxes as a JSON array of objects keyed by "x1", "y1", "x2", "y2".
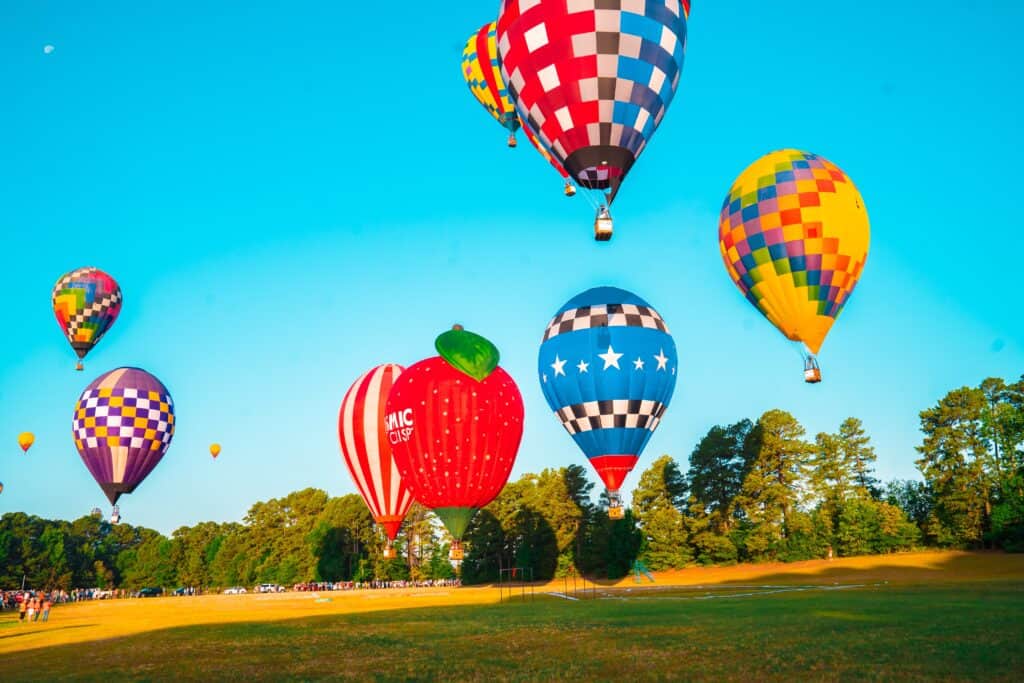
[
  {"x1": 18, "y1": 432, "x2": 35, "y2": 453},
  {"x1": 210, "y1": 443, "x2": 221, "y2": 460},
  {"x1": 719, "y1": 150, "x2": 870, "y2": 383}
]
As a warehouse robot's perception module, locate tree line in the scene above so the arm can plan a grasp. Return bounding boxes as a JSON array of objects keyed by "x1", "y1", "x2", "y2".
[{"x1": 2, "y1": 374, "x2": 1021, "y2": 589}]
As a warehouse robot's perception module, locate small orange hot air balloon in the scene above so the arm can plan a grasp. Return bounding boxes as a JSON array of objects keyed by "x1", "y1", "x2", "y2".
[
  {"x1": 18, "y1": 432, "x2": 34, "y2": 453},
  {"x1": 210, "y1": 444, "x2": 221, "y2": 459}
]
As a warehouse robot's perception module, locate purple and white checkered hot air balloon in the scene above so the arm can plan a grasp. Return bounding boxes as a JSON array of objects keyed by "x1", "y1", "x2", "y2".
[{"x1": 72, "y1": 367, "x2": 175, "y2": 523}]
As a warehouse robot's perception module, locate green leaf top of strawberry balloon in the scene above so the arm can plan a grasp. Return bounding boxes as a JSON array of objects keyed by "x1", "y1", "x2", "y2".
[{"x1": 435, "y1": 325, "x2": 500, "y2": 382}]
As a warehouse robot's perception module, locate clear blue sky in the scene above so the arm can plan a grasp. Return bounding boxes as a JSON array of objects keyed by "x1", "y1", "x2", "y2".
[{"x1": 2, "y1": 1, "x2": 1021, "y2": 534}]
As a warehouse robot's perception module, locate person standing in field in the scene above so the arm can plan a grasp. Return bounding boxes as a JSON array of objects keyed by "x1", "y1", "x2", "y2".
[
  {"x1": 26, "y1": 597, "x2": 36, "y2": 622},
  {"x1": 18, "y1": 596, "x2": 27, "y2": 622},
  {"x1": 42, "y1": 597, "x2": 52, "y2": 622}
]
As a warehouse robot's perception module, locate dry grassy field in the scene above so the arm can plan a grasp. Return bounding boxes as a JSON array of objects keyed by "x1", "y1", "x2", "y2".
[{"x1": 1, "y1": 551, "x2": 1022, "y2": 681}]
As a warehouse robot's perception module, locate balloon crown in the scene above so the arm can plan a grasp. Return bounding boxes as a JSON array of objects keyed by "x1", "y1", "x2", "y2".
[{"x1": 435, "y1": 325, "x2": 500, "y2": 382}]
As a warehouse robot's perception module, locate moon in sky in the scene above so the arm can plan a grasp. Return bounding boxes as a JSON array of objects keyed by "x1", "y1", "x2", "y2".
[{"x1": 43, "y1": 45, "x2": 55, "y2": 55}]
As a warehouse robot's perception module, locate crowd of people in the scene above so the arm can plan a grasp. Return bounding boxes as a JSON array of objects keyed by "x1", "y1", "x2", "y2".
[
  {"x1": 1, "y1": 578, "x2": 462, "y2": 617},
  {"x1": 291, "y1": 578, "x2": 461, "y2": 592},
  {"x1": 0, "y1": 592, "x2": 54, "y2": 623}
]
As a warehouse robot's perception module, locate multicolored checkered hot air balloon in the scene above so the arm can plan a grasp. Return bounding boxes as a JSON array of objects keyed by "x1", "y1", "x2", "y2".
[
  {"x1": 386, "y1": 327, "x2": 524, "y2": 560},
  {"x1": 497, "y1": 0, "x2": 691, "y2": 240},
  {"x1": 338, "y1": 364, "x2": 414, "y2": 559},
  {"x1": 52, "y1": 267, "x2": 123, "y2": 371},
  {"x1": 462, "y1": 21, "x2": 521, "y2": 148},
  {"x1": 72, "y1": 367, "x2": 175, "y2": 523},
  {"x1": 718, "y1": 150, "x2": 870, "y2": 383},
  {"x1": 538, "y1": 287, "x2": 677, "y2": 518},
  {"x1": 463, "y1": 21, "x2": 576, "y2": 197}
]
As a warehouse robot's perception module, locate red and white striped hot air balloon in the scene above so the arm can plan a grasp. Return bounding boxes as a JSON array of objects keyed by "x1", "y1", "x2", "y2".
[{"x1": 338, "y1": 364, "x2": 414, "y2": 559}]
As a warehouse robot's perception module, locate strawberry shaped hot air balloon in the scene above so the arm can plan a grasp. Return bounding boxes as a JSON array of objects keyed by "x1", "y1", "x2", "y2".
[
  {"x1": 338, "y1": 364, "x2": 414, "y2": 559},
  {"x1": 386, "y1": 326, "x2": 524, "y2": 560}
]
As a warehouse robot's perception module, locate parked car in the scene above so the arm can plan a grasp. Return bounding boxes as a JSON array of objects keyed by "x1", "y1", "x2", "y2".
[
  {"x1": 255, "y1": 583, "x2": 284, "y2": 594},
  {"x1": 223, "y1": 586, "x2": 247, "y2": 595},
  {"x1": 172, "y1": 587, "x2": 188, "y2": 596},
  {"x1": 138, "y1": 587, "x2": 163, "y2": 598}
]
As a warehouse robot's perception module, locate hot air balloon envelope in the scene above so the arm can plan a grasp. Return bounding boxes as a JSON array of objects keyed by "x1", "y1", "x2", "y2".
[
  {"x1": 718, "y1": 150, "x2": 870, "y2": 365},
  {"x1": 338, "y1": 364, "x2": 414, "y2": 543},
  {"x1": 18, "y1": 432, "x2": 35, "y2": 452},
  {"x1": 52, "y1": 267, "x2": 122, "y2": 367},
  {"x1": 72, "y1": 367, "x2": 175, "y2": 505},
  {"x1": 538, "y1": 287, "x2": 677, "y2": 497},
  {"x1": 387, "y1": 331, "x2": 524, "y2": 541}
]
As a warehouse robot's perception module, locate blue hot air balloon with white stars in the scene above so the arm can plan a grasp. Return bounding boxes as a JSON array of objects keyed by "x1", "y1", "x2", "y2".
[{"x1": 538, "y1": 287, "x2": 677, "y2": 518}]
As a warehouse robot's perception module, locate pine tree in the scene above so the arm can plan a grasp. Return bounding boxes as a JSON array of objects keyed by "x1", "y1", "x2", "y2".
[
  {"x1": 632, "y1": 456, "x2": 690, "y2": 570},
  {"x1": 686, "y1": 419, "x2": 753, "y2": 532},
  {"x1": 916, "y1": 386, "x2": 991, "y2": 546},
  {"x1": 838, "y1": 418, "x2": 879, "y2": 498},
  {"x1": 733, "y1": 410, "x2": 813, "y2": 560}
]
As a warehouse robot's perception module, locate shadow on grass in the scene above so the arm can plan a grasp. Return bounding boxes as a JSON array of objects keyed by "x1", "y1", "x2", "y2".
[
  {"x1": 1, "y1": 579, "x2": 1022, "y2": 681},
  {"x1": 0, "y1": 624, "x2": 95, "y2": 641}
]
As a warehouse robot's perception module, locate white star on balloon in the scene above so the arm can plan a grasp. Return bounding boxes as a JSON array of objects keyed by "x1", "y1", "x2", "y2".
[
  {"x1": 577, "y1": 360, "x2": 589, "y2": 373},
  {"x1": 598, "y1": 345, "x2": 623, "y2": 370},
  {"x1": 654, "y1": 349, "x2": 669, "y2": 371},
  {"x1": 633, "y1": 357, "x2": 645, "y2": 371},
  {"x1": 551, "y1": 355, "x2": 567, "y2": 377}
]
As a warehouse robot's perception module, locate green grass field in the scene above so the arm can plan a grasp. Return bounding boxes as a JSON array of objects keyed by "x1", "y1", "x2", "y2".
[{"x1": 2, "y1": 552, "x2": 1023, "y2": 681}]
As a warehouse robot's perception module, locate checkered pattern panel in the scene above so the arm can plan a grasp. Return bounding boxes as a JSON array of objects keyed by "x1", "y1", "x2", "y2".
[
  {"x1": 543, "y1": 303, "x2": 669, "y2": 341},
  {"x1": 522, "y1": 115, "x2": 569, "y2": 178},
  {"x1": 51, "y1": 266, "x2": 122, "y2": 345},
  {"x1": 497, "y1": 0, "x2": 689, "y2": 185},
  {"x1": 555, "y1": 399, "x2": 667, "y2": 435},
  {"x1": 718, "y1": 150, "x2": 868, "y2": 320},
  {"x1": 73, "y1": 388, "x2": 175, "y2": 452},
  {"x1": 462, "y1": 22, "x2": 520, "y2": 132}
]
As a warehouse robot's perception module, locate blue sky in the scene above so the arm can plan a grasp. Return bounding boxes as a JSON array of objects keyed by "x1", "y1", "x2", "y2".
[{"x1": 1, "y1": 1, "x2": 1021, "y2": 534}]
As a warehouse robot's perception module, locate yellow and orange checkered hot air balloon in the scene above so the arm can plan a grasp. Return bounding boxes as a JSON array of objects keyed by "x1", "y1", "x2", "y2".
[
  {"x1": 718, "y1": 150, "x2": 870, "y2": 383},
  {"x1": 18, "y1": 432, "x2": 34, "y2": 452}
]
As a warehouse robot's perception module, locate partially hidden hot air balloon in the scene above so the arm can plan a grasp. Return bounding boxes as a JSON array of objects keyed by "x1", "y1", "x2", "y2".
[
  {"x1": 210, "y1": 443, "x2": 221, "y2": 459},
  {"x1": 18, "y1": 432, "x2": 34, "y2": 452},
  {"x1": 52, "y1": 267, "x2": 123, "y2": 371},
  {"x1": 463, "y1": 21, "x2": 576, "y2": 197},
  {"x1": 0, "y1": 482, "x2": 4, "y2": 494},
  {"x1": 462, "y1": 21, "x2": 520, "y2": 148},
  {"x1": 497, "y1": 0, "x2": 691, "y2": 240},
  {"x1": 521, "y1": 117, "x2": 576, "y2": 197},
  {"x1": 718, "y1": 150, "x2": 870, "y2": 383},
  {"x1": 338, "y1": 364, "x2": 414, "y2": 559},
  {"x1": 538, "y1": 287, "x2": 677, "y2": 519},
  {"x1": 386, "y1": 327, "x2": 524, "y2": 560},
  {"x1": 72, "y1": 367, "x2": 175, "y2": 523}
]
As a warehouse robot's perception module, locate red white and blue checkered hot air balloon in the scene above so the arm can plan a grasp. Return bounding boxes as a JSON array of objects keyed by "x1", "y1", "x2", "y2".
[
  {"x1": 72, "y1": 367, "x2": 175, "y2": 523},
  {"x1": 497, "y1": 0, "x2": 691, "y2": 240},
  {"x1": 538, "y1": 287, "x2": 677, "y2": 518}
]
